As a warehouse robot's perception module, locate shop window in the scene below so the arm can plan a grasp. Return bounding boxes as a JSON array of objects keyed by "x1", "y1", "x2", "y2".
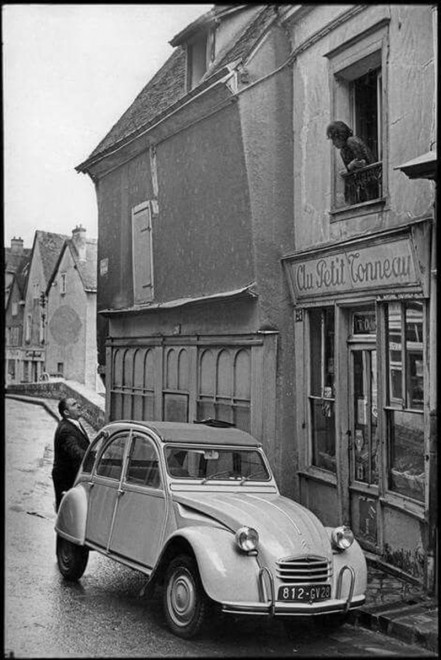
[
  {"x1": 132, "y1": 202, "x2": 154, "y2": 304},
  {"x1": 197, "y1": 347, "x2": 251, "y2": 431},
  {"x1": 8, "y1": 359, "x2": 16, "y2": 380},
  {"x1": 385, "y1": 301, "x2": 425, "y2": 502},
  {"x1": 308, "y1": 307, "x2": 336, "y2": 472}
]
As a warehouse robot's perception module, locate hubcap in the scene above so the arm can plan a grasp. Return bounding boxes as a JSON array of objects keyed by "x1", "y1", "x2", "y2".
[{"x1": 167, "y1": 569, "x2": 196, "y2": 626}]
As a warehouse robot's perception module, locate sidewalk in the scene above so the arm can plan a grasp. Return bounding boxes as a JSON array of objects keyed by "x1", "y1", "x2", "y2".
[{"x1": 349, "y1": 561, "x2": 438, "y2": 653}]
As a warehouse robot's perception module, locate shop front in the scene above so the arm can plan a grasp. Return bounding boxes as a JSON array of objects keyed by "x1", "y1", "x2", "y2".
[{"x1": 282, "y1": 219, "x2": 435, "y2": 589}]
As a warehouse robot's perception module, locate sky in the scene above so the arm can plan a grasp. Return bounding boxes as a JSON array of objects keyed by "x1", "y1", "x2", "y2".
[{"x1": 3, "y1": 3, "x2": 212, "y2": 248}]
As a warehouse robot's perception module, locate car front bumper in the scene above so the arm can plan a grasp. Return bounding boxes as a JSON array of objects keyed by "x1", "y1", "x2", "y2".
[{"x1": 221, "y1": 563, "x2": 365, "y2": 616}]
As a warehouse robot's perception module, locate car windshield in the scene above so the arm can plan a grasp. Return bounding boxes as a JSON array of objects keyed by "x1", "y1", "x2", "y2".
[{"x1": 165, "y1": 446, "x2": 271, "y2": 482}]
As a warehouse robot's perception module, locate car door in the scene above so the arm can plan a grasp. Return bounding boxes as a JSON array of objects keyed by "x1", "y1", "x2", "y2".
[
  {"x1": 85, "y1": 431, "x2": 129, "y2": 550},
  {"x1": 108, "y1": 432, "x2": 167, "y2": 569}
]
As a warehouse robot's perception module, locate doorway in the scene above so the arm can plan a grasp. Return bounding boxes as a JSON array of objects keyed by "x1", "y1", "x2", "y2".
[{"x1": 346, "y1": 307, "x2": 380, "y2": 552}]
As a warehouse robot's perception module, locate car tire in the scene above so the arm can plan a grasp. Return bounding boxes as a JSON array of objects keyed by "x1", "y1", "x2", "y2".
[
  {"x1": 163, "y1": 554, "x2": 209, "y2": 639},
  {"x1": 56, "y1": 535, "x2": 89, "y2": 581}
]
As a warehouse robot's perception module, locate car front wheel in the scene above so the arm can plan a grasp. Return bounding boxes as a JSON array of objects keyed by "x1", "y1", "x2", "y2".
[
  {"x1": 163, "y1": 554, "x2": 209, "y2": 639},
  {"x1": 56, "y1": 535, "x2": 89, "y2": 581}
]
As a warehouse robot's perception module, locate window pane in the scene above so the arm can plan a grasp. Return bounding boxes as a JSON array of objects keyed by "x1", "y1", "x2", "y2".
[
  {"x1": 310, "y1": 309, "x2": 322, "y2": 395},
  {"x1": 96, "y1": 436, "x2": 126, "y2": 480},
  {"x1": 311, "y1": 398, "x2": 336, "y2": 473},
  {"x1": 406, "y1": 302, "x2": 424, "y2": 410},
  {"x1": 387, "y1": 302, "x2": 403, "y2": 403},
  {"x1": 126, "y1": 436, "x2": 160, "y2": 488},
  {"x1": 388, "y1": 410, "x2": 424, "y2": 502},
  {"x1": 165, "y1": 446, "x2": 270, "y2": 481}
]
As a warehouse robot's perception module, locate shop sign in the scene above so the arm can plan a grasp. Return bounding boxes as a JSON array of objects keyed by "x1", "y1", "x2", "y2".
[{"x1": 284, "y1": 237, "x2": 422, "y2": 302}]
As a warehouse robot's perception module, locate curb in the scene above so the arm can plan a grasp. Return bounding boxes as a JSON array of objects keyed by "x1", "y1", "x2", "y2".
[{"x1": 349, "y1": 599, "x2": 438, "y2": 653}]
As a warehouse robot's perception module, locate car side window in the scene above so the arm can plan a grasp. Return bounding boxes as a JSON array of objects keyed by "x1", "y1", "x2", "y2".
[
  {"x1": 82, "y1": 431, "x2": 109, "y2": 474},
  {"x1": 126, "y1": 435, "x2": 161, "y2": 489},
  {"x1": 95, "y1": 434, "x2": 127, "y2": 480}
]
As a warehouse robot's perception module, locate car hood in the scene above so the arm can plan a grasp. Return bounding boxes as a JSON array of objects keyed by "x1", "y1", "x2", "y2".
[{"x1": 173, "y1": 491, "x2": 332, "y2": 559}]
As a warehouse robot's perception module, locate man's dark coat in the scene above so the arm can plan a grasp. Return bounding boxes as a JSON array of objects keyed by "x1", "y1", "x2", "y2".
[{"x1": 52, "y1": 419, "x2": 90, "y2": 510}]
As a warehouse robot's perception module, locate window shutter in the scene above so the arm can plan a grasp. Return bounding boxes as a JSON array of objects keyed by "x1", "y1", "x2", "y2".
[{"x1": 132, "y1": 202, "x2": 153, "y2": 303}]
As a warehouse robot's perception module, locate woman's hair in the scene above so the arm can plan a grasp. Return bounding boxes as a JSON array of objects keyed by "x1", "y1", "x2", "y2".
[
  {"x1": 58, "y1": 398, "x2": 69, "y2": 418},
  {"x1": 326, "y1": 121, "x2": 353, "y2": 141}
]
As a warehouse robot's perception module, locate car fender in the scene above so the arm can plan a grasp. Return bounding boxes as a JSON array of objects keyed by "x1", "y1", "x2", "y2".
[
  {"x1": 325, "y1": 528, "x2": 367, "y2": 597},
  {"x1": 55, "y1": 483, "x2": 89, "y2": 545},
  {"x1": 162, "y1": 526, "x2": 262, "y2": 604}
]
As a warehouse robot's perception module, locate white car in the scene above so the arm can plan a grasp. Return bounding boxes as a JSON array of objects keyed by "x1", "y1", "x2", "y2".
[{"x1": 55, "y1": 420, "x2": 367, "y2": 638}]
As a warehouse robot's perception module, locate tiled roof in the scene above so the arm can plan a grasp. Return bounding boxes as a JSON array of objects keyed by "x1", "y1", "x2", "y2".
[
  {"x1": 36, "y1": 231, "x2": 69, "y2": 283},
  {"x1": 70, "y1": 239, "x2": 97, "y2": 291},
  {"x1": 78, "y1": 5, "x2": 278, "y2": 170},
  {"x1": 4, "y1": 248, "x2": 31, "y2": 274}
]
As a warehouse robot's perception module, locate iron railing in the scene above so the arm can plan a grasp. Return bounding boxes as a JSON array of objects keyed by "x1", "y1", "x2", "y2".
[{"x1": 341, "y1": 161, "x2": 382, "y2": 206}]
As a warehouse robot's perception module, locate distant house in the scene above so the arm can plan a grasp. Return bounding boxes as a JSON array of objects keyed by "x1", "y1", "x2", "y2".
[
  {"x1": 17, "y1": 230, "x2": 68, "y2": 383},
  {"x1": 4, "y1": 237, "x2": 31, "y2": 308},
  {"x1": 5, "y1": 254, "x2": 30, "y2": 384},
  {"x1": 45, "y1": 225, "x2": 102, "y2": 392}
]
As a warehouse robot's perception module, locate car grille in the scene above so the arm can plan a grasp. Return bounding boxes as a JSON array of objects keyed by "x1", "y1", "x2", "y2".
[{"x1": 276, "y1": 555, "x2": 332, "y2": 584}]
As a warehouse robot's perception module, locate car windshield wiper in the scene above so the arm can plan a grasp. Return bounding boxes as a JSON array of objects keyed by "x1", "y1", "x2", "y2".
[
  {"x1": 201, "y1": 470, "x2": 237, "y2": 484},
  {"x1": 239, "y1": 471, "x2": 266, "y2": 485}
]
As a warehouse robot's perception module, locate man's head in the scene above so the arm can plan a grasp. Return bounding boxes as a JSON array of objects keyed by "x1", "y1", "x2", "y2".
[{"x1": 58, "y1": 397, "x2": 82, "y2": 420}]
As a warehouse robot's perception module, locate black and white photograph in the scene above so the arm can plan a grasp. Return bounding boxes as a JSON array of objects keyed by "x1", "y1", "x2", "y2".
[{"x1": 3, "y1": 4, "x2": 438, "y2": 657}]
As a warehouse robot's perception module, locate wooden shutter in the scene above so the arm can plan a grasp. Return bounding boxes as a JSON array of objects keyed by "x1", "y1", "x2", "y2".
[{"x1": 132, "y1": 202, "x2": 153, "y2": 303}]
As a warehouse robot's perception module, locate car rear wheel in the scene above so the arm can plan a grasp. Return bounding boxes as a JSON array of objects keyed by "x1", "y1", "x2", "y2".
[
  {"x1": 163, "y1": 554, "x2": 209, "y2": 639},
  {"x1": 56, "y1": 535, "x2": 89, "y2": 581}
]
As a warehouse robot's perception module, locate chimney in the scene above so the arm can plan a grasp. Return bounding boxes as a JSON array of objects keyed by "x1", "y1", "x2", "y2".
[
  {"x1": 72, "y1": 224, "x2": 87, "y2": 262},
  {"x1": 11, "y1": 237, "x2": 24, "y2": 255}
]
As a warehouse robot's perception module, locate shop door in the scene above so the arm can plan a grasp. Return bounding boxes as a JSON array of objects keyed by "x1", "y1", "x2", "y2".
[{"x1": 348, "y1": 344, "x2": 380, "y2": 551}]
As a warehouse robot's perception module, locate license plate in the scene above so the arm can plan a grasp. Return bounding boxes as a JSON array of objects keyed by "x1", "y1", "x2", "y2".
[{"x1": 278, "y1": 584, "x2": 331, "y2": 602}]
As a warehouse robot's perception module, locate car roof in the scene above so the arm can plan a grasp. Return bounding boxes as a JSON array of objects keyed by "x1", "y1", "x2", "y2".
[{"x1": 105, "y1": 420, "x2": 262, "y2": 447}]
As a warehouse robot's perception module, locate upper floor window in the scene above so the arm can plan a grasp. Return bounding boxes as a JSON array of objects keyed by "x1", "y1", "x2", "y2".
[
  {"x1": 60, "y1": 273, "x2": 67, "y2": 295},
  {"x1": 12, "y1": 302, "x2": 18, "y2": 316},
  {"x1": 132, "y1": 202, "x2": 154, "y2": 304},
  {"x1": 186, "y1": 28, "x2": 215, "y2": 90},
  {"x1": 25, "y1": 313, "x2": 32, "y2": 343},
  {"x1": 326, "y1": 21, "x2": 388, "y2": 214},
  {"x1": 33, "y1": 282, "x2": 40, "y2": 299}
]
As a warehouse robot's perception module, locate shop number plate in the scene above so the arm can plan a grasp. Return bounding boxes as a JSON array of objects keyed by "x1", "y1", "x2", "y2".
[{"x1": 278, "y1": 584, "x2": 331, "y2": 602}]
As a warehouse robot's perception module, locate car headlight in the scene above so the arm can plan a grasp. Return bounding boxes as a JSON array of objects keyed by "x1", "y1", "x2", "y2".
[
  {"x1": 235, "y1": 526, "x2": 259, "y2": 552},
  {"x1": 331, "y1": 525, "x2": 354, "y2": 551}
]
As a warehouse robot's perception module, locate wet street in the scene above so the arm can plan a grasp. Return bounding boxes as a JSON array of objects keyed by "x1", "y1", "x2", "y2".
[{"x1": 5, "y1": 396, "x2": 434, "y2": 658}]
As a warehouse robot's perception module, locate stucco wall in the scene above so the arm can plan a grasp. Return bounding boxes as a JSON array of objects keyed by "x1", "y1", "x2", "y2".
[{"x1": 288, "y1": 4, "x2": 435, "y2": 250}]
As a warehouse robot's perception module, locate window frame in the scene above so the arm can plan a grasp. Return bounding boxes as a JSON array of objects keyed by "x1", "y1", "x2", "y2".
[{"x1": 326, "y1": 20, "x2": 389, "y2": 221}]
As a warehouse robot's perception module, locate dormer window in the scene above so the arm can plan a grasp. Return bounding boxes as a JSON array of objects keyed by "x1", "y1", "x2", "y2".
[{"x1": 186, "y1": 28, "x2": 215, "y2": 90}]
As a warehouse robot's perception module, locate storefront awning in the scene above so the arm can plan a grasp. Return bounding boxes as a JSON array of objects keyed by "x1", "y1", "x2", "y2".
[
  {"x1": 99, "y1": 283, "x2": 258, "y2": 316},
  {"x1": 394, "y1": 149, "x2": 437, "y2": 180}
]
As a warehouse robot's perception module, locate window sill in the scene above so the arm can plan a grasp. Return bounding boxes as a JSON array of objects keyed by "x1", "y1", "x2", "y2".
[
  {"x1": 329, "y1": 197, "x2": 387, "y2": 222},
  {"x1": 297, "y1": 467, "x2": 337, "y2": 486},
  {"x1": 379, "y1": 492, "x2": 425, "y2": 520}
]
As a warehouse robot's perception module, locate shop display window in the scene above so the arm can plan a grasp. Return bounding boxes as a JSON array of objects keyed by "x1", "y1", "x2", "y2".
[
  {"x1": 385, "y1": 301, "x2": 425, "y2": 502},
  {"x1": 308, "y1": 307, "x2": 336, "y2": 472}
]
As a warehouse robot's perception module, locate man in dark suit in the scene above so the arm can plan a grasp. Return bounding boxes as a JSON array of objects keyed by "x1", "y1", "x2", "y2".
[{"x1": 52, "y1": 397, "x2": 90, "y2": 511}]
